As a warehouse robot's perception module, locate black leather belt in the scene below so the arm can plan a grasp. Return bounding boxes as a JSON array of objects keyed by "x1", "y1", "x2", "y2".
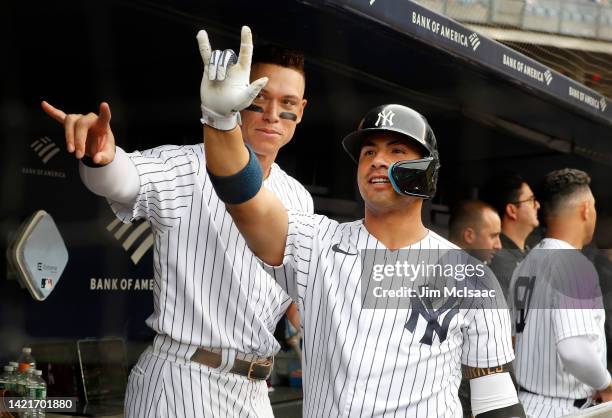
[
  {"x1": 190, "y1": 348, "x2": 272, "y2": 381},
  {"x1": 518, "y1": 386, "x2": 587, "y2": 409}
]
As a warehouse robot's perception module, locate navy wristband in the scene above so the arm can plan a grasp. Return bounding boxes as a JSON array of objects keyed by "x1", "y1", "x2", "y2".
[{"x1": 207, "y1": 145, "x2": 263, "y2": 204}]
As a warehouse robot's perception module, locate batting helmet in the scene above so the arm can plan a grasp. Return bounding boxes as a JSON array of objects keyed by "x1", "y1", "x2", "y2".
[{"x1": 341, "y1": 104, "x2": 441, "y2": 199}]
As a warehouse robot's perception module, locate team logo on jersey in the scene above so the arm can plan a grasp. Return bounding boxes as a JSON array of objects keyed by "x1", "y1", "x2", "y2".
[
  {"x1": 331, "y1": 242, "x2": 358, "y2": 256},
  {"x1": 405, "y1": 290, "x2": 460, "y2": 345},
  {"x1": 106, "y1": 218, "x2": 154, "y2": 265},
  {"x1": 375, "y1": 109, "x2": 395, "y2": 127}
]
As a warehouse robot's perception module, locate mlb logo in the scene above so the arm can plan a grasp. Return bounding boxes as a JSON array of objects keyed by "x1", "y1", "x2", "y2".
[{"x1": 40, "y1": 278, "x2": 53, "y2": 289}]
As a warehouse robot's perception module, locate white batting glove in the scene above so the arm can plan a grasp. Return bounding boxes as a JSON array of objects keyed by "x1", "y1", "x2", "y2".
[{"x1": 196, "y1": 26, "x2": 268, "y2": 131}]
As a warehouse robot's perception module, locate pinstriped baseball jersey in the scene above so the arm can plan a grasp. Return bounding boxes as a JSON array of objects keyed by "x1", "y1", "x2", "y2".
[
  {"x1": 266, "y1": 212, "x2": 514, "y2": 418},
  {"x1": 108, "y1": 143, "x2": 313, "y2": 358},
  {"x1": 509, "y1": 238, "x2": 606, "y2": 405}
]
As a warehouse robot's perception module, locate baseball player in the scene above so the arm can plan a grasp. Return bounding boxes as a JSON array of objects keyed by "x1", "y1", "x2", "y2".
[
  {"x1": 200, "y1": 26, "x2": 525, "y2": 417},
  {"x1": 41, "y1": 34, "x2": 313, "y2": 417},
  {"x1": 509, "y1": 169, "x2": 611, "y2": 418}
]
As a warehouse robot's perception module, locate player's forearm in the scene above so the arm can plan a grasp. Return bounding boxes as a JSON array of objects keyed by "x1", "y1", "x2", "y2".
[
  {"x1": 204, "y1": 125, "x2": 288, "y2": 266},
  {"x1": 558, "y1": 335, "x2": 612, "y2": 390},
  {"x1": 285, "y1": 302, "x2": 300, "y2": 329},
  {"x1": 79, "y1": 146, "x2": 140, "y2": 204},
  {"x1": 467, "y1": 366, "x2": 525, "y2": 418},
  {"x1": 227, "y1": 190, "x2": 288, "y2": 266},
  {"x1": 199, "y1": 26, "x2": 288, "y2": 265},
  {"x1": 203, "y1": 125, "x2": 250, "y2": 175}
]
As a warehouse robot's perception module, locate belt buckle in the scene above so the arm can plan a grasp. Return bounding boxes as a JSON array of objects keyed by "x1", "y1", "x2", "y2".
[{"x1": 247, "y1": 357, "x2": 273, "y2": 381}]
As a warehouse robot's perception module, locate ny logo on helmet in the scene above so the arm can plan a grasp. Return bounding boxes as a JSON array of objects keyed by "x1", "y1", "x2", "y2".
[{"x1": 375, "y1": 109, "x2": 395, "y2": 127}]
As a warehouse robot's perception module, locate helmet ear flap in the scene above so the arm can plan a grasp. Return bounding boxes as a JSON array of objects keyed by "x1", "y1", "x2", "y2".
[{"x1": 389, "y1": 157, "x2": 439, "y2": 199}]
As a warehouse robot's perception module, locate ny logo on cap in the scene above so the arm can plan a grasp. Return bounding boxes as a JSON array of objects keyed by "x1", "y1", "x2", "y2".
[{"x1": 375, "y1": 109, "x2": 395, "y2": 127}]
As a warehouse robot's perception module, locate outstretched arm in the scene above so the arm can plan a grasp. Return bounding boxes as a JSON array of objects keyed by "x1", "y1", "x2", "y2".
[
  {"x1": 198, "y1": 26, "x2": 288, "y2": 266},
  {"x1": 41, "y1": 101, "x2": 140, "y2": 204},
  {"x1": 204, "y1": 126, "x2": 288, "y2": 265}
]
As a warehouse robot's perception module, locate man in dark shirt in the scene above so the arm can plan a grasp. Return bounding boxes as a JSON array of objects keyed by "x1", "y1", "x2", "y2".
[{"x1": 481, "y1": 173, "x2": 540, "y2": 297}]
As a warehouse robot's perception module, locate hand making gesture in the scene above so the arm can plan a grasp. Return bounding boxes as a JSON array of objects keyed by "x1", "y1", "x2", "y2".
[{"x1": 41, "y1": 101, "x2": 116, "y2": 165}]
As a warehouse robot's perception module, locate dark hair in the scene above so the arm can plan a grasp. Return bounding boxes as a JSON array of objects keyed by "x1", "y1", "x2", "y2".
[
  {"x1": 540, "y1": 168, "x2": 591, "y2": 218},
  {"x1": 253, "y1": 44, "x2": 305, "y2": 77},
  {"x1": 480, "y1": 172, "x2": 526, "y2": 219},
  {"x1": 448, "y1": 199, "x2": 496, "y2": 242}
]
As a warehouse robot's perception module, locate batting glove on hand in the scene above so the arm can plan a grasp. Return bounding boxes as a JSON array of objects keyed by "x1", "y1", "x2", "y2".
[{"x1": 197, "y1": 26, "x2": 268, "y2": 131}]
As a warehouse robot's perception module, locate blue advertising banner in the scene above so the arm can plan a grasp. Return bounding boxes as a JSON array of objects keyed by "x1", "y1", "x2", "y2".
[{"x1": 320, "y1": 0, "x2": 612, "y2": 124}]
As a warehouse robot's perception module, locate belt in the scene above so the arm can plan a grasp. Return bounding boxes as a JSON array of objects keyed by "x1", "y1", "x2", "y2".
[
  {"x1": 190, "y1": 348, "x2": 273, "y2": 381},
  {"x1": 518, "y1": 386, "x2": 588, "y2": 409}
]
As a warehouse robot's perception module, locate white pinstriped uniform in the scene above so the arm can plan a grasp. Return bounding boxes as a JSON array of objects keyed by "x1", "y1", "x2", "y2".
[
  {"x1": 265, "y1": 212, "x2": 514, "y2": 417},
  {"x1": 107, "y1": 143, "x2": 313, "y2": 418},
  {"x1": 509, "y1": 238, "x2": 606, "y2": 418}
]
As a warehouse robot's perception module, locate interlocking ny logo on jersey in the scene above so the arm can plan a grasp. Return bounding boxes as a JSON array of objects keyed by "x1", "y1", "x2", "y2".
[
  {"x1": 375, "y1": 109, "x2": 395, "y2": 127},
  {"x1": 106, "y1": 218, "x2": 154, "y2": 265},
  {"x1": 30, "y1": 136, "x2": 60, "y2": 164},
  {"x1": 405, "y1": 292, "x2": 460, "y2": 345}
]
